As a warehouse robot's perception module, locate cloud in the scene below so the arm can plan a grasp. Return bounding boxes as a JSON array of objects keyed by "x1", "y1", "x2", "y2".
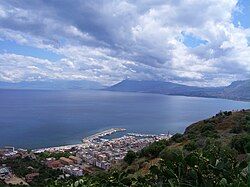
[{"x1": 0, "y1": 0, "x2": 249, "y2": 86}]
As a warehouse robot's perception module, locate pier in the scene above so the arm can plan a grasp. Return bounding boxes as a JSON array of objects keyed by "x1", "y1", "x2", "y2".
[
  {"x1": 82, "y1": 128, "x2": 126, "y2": 142},
  {"x1": 33, "y1": 128, "x2": 126, "y2": 153}
]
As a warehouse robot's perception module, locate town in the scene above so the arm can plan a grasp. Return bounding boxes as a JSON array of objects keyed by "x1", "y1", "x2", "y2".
[{"x1": 0, "y1": 128, "x2": 171, "y2": 186}]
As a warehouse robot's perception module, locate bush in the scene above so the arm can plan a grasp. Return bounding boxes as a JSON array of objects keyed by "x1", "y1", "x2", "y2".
[
  {"x1": 139, "y1": 139, "x2": 169, "y2": 158},
  {"x1": 224, "y1": 111, "x2": 232, "y2": 116},
  {"x1": 124, "y1": 150, "x2": 137, "y2": 165},
  {"x1": 200, "y1": 123, "x2": 219, "y2": 138},
  {"x1": 159, "y1": 147, "x2": 183, "y2": 163},
  {"x1": 171, "y1": 133, "x2": 184, "y2": 143},
  {"x1": 187, "y1": 132, "x2": 197, "y2": 140},
  {"x1": 246, "y1": 121, "x2": 250, "y2": 133},
  {"x1": 202, "y1": 130, "x2": 219, "y2": 138},
  {"x1": 230, "y1": 125, "x2": 244, "y2": 134},
  {"x1": 231, "y1": 134, "x2": 250, "y2": 154},
  {"x1": 184, "y1": 140, "x2": 197, "y2": 151},
  {"x1": 201, "y1": 123, "x2": 215, "y2": 133},
  {"x1": 246, "y1": 116, "x2": 250, "y2": 121}
]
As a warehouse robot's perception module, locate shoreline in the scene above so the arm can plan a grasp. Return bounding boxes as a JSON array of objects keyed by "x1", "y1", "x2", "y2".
[
  {"x1": 32, "y1": 128, "x2": 126, "y2": 153},
  {"x1": 7, "y1": 128, "x2": 170, "y2": 154}
]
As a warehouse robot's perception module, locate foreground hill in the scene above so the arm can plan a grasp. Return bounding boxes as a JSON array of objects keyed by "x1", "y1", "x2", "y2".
[
  {"x1": 53, "y1": 109, "x2": 250, "y2": 186},
  {"x1": 106, "y1": 79, "x2": 250, "y2": 101},
  {"x1": 0, "y1": 80, "x2": 104, "y2": 90}
]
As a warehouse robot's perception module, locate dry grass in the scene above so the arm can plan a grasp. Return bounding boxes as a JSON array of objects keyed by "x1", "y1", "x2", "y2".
[{"x1": 5, "y1": 175, "x2": 28, "y2": 186}]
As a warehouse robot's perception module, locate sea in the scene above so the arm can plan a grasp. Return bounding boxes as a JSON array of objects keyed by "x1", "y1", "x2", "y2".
[{"x1": 0, "y1": 89, "x2": 249, "y2": 149}]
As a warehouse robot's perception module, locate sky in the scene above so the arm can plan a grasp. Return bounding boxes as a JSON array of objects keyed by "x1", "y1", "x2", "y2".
[{"x1": 0, "y1": 0, "x2": 249, "y2": 86}]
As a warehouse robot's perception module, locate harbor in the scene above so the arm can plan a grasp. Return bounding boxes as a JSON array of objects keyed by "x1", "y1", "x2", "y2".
[
  {"x1": 32, "y1": 128, "x2": 126, "y2": 153},
  {"x1": 0, "y1": 127, "x2": 171, "y2": 185},
  {"x1": 31, "y1": 128, "x2": 171, "y2": 154},
  {"x1": 82, "y1": 128, "x2": 126, "y2": 142}
]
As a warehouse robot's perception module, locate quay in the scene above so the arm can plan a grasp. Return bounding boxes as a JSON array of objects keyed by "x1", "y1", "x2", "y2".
[
  {"x1": 127, "y1": 131, "x2": 171, "y2": 138},
  {"x1": 33, "y1": 143, "x2": 84, "y2": 153},
  {"x1": 82, "y1": 128, "x2": 126, "y2": 142},
  {"x1": 33, "y1": 128, "x2": 126, "y2": 153}
]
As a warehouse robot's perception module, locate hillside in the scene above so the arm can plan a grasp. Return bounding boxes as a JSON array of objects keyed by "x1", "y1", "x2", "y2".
[
  {"x1": 220, "y1": 79, "x2": 250, "y2": 101},
  {"x1": 51, "y1": 109, "x2": 250, "y2": 186},
  {"x1": 106, "y1": 79, "x2": 250, "y2": 101}
]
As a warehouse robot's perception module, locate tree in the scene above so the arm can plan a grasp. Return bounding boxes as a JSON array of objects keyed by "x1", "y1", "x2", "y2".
[{"x1": 124, "y1": 150, "x2": 137, "y2": 165}]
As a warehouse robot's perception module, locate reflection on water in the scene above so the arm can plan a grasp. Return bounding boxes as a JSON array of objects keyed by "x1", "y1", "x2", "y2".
[{"x1": 0, "y1": 89, "x2": 249, "y2": 149}]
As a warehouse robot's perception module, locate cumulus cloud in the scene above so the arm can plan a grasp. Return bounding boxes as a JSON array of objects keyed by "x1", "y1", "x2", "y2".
[{"x1": 0, "y1": 0, "x2": 249, "y2": 86}]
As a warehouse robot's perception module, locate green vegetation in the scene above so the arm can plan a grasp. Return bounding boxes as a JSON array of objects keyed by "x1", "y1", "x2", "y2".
[
  {"x1": 231, "y1": 134, "x2": 250, "y2": 154},
  {"x1": 0, "y1": 151, "x2": 74, "y2": 186},
  {"x1": 183, "y1": 140, "x2": 197, "y2": 151},
  {"x1": 37, "y1": 151, "x2": 71, "y2": 160},
  {"x1": 170, "y1": 133, "x2": 184, "y2": 143},
  {"x1": 124, "y1": 150, "x2": 137, "y2": 165},
  {"x1": 0, "y1": 156, "x2": 63, "y2": 187},
  {"x1": 139, "y1": 139, "x2": 170, "y2": 158}
]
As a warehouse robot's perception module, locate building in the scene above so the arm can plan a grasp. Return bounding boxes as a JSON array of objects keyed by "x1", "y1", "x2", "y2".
[
  {"x1": 46, "y1": 160, "x2": 63, "y2": 169},
  {"x1": 0, "y1": 167, "x2": 11, "y2": 180},
  {"x1": 25, "y1": 173, "x2": 39, "y2": 183},
  {"x1": 98, "y1": 154, "x2": 107, "y2": 161},
  {"x1": 59, "y1": 157, "x2": 74, "y2": 165},
  {"x1": 82, "y1": 167, "x2": 94, "y2": 174},
  {"x1": 101, "y1": 161, "x2": 111, "y2": 170},
  {"x1": 61, "y1": 165, "x2": 83, "y2": 176},
  {"x1": 69, "y1": 156, "x2": 82, "y2": 164},
  {"x1": 95, "y1": 161, "x2": 102, "y2": 168}
]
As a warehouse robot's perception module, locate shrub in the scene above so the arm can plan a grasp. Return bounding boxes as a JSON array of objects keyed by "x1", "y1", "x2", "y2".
[
  {"x1": 171, "y1": 133, "x2": 184, "y2": 143},
  {"x1": 159, "y1": 147, "x2": 183, "y2": 163},
  {"x1": 246, "y1": 120, "x2": 250, "y2": 133},
  {"x1": 139, "y1": 139, "x2": 169, "y2": 158},
  {"x1": 187, "y1": 132, "x2": 197, "y2": 140},
  {"x1": 230, "y1": 125, "x2": 244, "y2": 134},
  {"x1": 231, "y1": 134, "x2": 250, "y2": 154},
  {"x1": 201, "y1": 123, "x2": 215, "y2": 133},
  {"x1": 223, "y1": 111, "x2": 232, "y2": 116},
  {"x1": 184, "y1": 140, "x2": 197, "y2": 151},
  {"x1": 202, "y1": 130, "x2": 219, "y2": 138},
  {"x1": 246, "y1": 116, "x2": 250, "y2": 121},
  {"x1": 124, "y1": 150, "x2": 137, "y2": 165}
]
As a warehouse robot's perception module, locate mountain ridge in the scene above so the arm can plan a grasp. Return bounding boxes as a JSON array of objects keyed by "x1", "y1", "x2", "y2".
[{"x1": 106, "y1": 79, "x2": 250, "y2": 101}]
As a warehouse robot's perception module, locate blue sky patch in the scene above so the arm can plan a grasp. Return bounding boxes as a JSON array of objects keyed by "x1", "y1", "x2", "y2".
[
  {"x1": 233, "y1": 0, "x2": 250, "y2": 28},
  {"x1": 182, "y1": 32, "x2": 208, "y2": 48},
  {"x1": 0, "y1": 40, "x2": 62, "y2": 61}
]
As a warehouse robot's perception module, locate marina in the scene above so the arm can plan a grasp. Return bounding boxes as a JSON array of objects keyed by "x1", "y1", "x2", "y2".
[
  {"x1": 82, "y1": 128, "x2": 126, "y2": 142},
  {"x1": 32, "y1": 128, "x2": 125, "y2": 153},
  {"x1": 32, "y1": 128, "x2": 171, "y2": 154},
  {"x1": 1, "y1": 128, "x2": 172, "y2": 173}
]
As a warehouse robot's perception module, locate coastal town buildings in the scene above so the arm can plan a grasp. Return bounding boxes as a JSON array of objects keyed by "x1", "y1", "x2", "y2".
[
  {"x1": 0, "y1": 166, "x2": 11, "y2": 180},
  {"x1": 0, "y1": 128, "x2": 171, "y2": 185},
  {"x1": 25, "y1": 173, "x2": 40, "y2": 183}
]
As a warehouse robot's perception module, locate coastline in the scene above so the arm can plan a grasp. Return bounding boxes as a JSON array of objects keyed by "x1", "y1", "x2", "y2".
[
  {"x1": 32, "y1": 128, "x2": 127, "y2": 153},
  {"x1": 31, "y1": 127, "x2": 171, "y2": 153}
]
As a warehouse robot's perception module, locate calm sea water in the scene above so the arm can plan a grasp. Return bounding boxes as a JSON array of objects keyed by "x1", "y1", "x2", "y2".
[{"x1": 0, "y1": 89, "x2": 249, "y2": 149}]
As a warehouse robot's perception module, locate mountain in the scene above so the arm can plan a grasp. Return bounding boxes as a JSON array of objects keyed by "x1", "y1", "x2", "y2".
[
  {"x1": 0, "y1": 80, "x2": 104, "y2": 90},
  {"x1": 219, "y1": 79, "x2": 250, "y2": 100},
  {"x1": 106, "y1": 79, "x2": 250, "y2": 101}
]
